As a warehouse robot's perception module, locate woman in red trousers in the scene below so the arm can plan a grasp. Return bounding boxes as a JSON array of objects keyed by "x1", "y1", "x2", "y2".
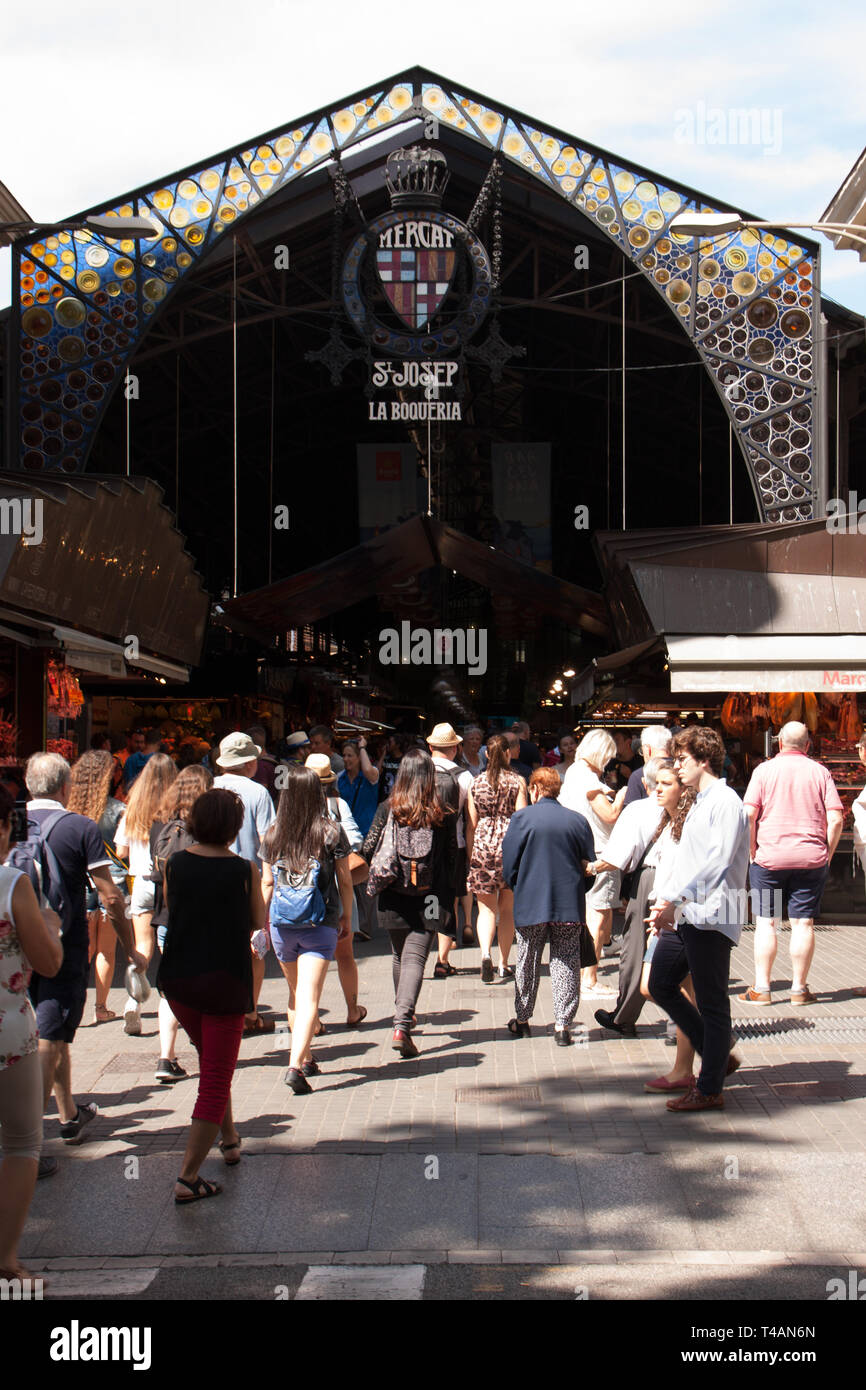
[{"x1": 158, "y1": 789, "x2": 267, "y2": 1204}]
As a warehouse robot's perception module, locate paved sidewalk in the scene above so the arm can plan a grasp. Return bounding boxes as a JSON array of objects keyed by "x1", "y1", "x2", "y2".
[{"x1": 19, "y1": 924, "x2": 866, "y2": 1291}]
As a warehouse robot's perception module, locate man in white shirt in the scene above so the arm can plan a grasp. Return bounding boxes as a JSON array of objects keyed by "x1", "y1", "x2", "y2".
[
  {"x1": 214, "y1": 732, "x2": 276, "y2": 1033},
  {"x1": 647, "y1": 727, "x2": 749, "y2": 1113},
  {"x1": 590, "y1": 758, "x2": 669, "y2": 1037}
]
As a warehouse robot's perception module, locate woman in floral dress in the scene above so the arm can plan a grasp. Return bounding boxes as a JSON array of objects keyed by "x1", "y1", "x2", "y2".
[{"x1": 466, "y1": 734, "x2": 528, "y2": 983}]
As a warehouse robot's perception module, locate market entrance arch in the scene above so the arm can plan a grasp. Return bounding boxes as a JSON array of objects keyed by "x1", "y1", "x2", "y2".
[{"x1": 9, "y1": 67, "x2": 820, "y2": 524}]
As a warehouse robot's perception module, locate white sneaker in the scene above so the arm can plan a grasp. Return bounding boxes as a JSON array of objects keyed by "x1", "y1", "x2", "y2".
[{"x1": 123, "y1": 1004, "x2": 141, "y2": 1036}]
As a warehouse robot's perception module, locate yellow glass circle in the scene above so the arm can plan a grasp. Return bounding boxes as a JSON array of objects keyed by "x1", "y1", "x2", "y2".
[
  {"x1": 390, "y1": 86, "x2": 412, "y2": 109},
  {"x1": 560, "y1": 177, "x2": 577, "y2": 194},
  {"x1": 250, "y1": 159, "x2": 265, "y2": 175},
  {"x1": 186, "y1": 227, "x2": 204, "y2": 245},
  {"x1": 43, "y1": 252, "x2": 57, "y2": 266},
  {"x1": 636, "y1": 180, "x2": 657, "y2": 200},
  {"x1": 481, "y1": 111, "x2": 501, "y2": 134},
  {"x1": 162, "y1": 236, "x2": 178, "y2": 252},
  {"x1": 757, "y1": 251, "x2": 773, "y2": 267},
  {"x1": 119, "y1": 204, "x2": 133, "y2": 218},
  {"x1": 45, "y1": 236, "x2": 59, "y2": 249},
  {"x1": 275, "y1": 136, "x2": 296, "y2": 156},
  {"x1": 193, "y1": 199, "x2": 211, "y2": 217},
  {"x1": 645, "y1": 210, "x2": 664, "y2": 230},
  {"x1": 257, "y1": 145, "x2": 272, "y2": 160},
  {"x1": 178, "y1": 179, "x2": 198, "y2": 200},
  {"x1": 614, "y1": 170, "x2": 636, "y2": 194},
  {"x1": 622, "y1": 199, "x2": 641, "y2": 220},
  {"x1": 541, "y1": 137, "x2": 560, "y2": 160},
  {"x1": 76, "y1": 269, "x2": 100, "y2": 293},
  {"x1": 106, "y1": 281, "x2": 121, "y2": 296},
  {"x1": 114, "y1": 257, "x2": 134, "y2": 278},
  {"x1": 666, "y1": 278, "x2": 690, "y2": 304},
  {"x1": 569, "y1": 161, "x2": 584, "y2": 176},
  {"x1": 724, "y1": 247, "x2": 748, "y2": 270},
  {"x1": 590, "y1": 167, "x2": 606, "y2": 184},
  {"x1": 59, "y1": 265, "x2": 75, "y2": 280},
  {"x1": 660, "y1": 190, "x2": 682, "y2": 213},
  {"x1": 169, "y1": 207, "x2": 190, "y2": 228},
  {"x1": 219, "y1": 205, "x2": 236, "y2": 221},
  {"x1": 553, "y1": 160, "x2": 567, "y2": 175},
  {"x1": 201, "y1": 170, "x2": 220, "y2": 191},
  {"x1": 503, "y1": 133, "x2": 525, "y2": 156},
  {"x1": 30, "y1": 241, "x2": 46, "y2": 257},
  {"x1": 257, "y1": 175, "x2": 273, "y2": 191},
  {"x1": 177, "y1": 252, "x2": 193, "y2": 268},
  {"x1": 153, "y1": 189, "x2": 174, "y2": 210}
]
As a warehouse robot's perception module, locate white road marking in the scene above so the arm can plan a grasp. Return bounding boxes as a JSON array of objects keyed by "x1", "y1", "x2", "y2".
[
  {"x1": 46, "y1": 1268, "x2": 160, "y2": 1298},
  {"x1": 295, "y1": 1264, "x2": 425, "y2": 1300}
]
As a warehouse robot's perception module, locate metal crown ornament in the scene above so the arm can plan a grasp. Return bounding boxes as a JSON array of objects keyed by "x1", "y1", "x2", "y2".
[{"x1": 384, "y1": 146, "x2": 450, "y2": 209}]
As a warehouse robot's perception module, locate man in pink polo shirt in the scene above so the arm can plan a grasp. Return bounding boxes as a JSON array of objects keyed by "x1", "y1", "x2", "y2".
[{"x1": 740, "y1": 721, "x2": 844, "y2": 1006}]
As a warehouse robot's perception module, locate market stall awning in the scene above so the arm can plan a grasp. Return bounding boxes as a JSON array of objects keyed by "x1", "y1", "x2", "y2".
[
  {"x1": 0, "y1": 473, "x2": 209, "y2": 679},
  {"x1": 594, "y1": 520, "x2": 866, "y2": 645},
  {"x1": 220, "y1": 514, "x2": 610, "y2": 638},
  {"x1": 666, "y1": 634, "x2": 866, "y2": 693}
]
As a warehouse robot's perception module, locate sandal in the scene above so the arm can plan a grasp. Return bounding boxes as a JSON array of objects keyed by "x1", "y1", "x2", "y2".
[
  {"x1": 433, "y1": 960, "x2": 457, "y2": 978},
  {"x1": 346, "y1": 1005, "x2": 367, "y2": 1029},
  {"x1": 92, "y1": 1004, "x2": 117, "y2": 1024},
  {"x1": 218, "y1": 1139, "x2": 242, "y2": 1167},
  {"x1": 174, "y1": 1175, "x2": 223, "y2": 1204},
  {"x1": 242, "y1": 1014, "x2": 276, "y2": 1037}
]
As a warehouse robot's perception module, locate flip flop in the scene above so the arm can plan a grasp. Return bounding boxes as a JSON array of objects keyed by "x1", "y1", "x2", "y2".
[
  {"x1": 174, "y1": 1175, "x2": 223, "y2": 1204},
  {"x1": 345, "y1": 1006, "x2": 367, "y2": 1029},
  {"x1": 242, "y1": 1014, "x2": 276, "y2": 1037}
]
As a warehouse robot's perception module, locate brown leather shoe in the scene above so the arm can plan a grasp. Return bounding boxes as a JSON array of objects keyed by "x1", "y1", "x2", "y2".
[
  {"x1": 790, "y1": 987, "x2": 817, "y2": 1006},
  {"x1": 726, "y1": 1052, "x2": 741, "y2": 1076},
  {"x1": 739, "y1": 987, "x2": 771, "y2": 1005},
  {"x1": 666, "y1": 1083, "x2": 724, "y2": 1112}
]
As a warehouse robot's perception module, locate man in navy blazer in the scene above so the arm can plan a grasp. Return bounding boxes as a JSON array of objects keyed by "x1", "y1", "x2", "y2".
[{"x1": 501, "y1": 768, "x2": 595, "y2": 1045}]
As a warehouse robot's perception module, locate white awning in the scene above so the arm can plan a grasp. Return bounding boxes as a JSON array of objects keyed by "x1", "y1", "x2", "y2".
[{"x1": 666, "y1": 634, "x2": 866, "y2": 692}]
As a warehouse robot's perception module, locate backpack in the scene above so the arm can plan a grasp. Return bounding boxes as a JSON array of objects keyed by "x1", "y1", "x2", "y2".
[
  {"x1": 270, "y1": 856, "x2": 327, "y2": 927},
  {"x1": 367, "y1": 811, "x2": 435, "y2": 896},
  {"x1": 146, "y1": 818, "x2": 194, "y2": 884},
  {"x1": 5, "y1": 810, "x2": 71, "y2": 917}
]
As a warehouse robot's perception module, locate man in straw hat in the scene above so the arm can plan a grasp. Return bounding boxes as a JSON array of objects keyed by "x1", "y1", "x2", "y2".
[
  {"x1": 214, "y1": 732, "x2": 277, "y2": 1035},
  {"x1": 426, "y1": 722, "x2": 472, "y2": 974}
]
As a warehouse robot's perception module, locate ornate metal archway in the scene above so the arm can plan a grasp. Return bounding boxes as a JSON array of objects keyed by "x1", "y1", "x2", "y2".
[{"x1": 8, "y1": 66, "x2": 819, "y2": 521}]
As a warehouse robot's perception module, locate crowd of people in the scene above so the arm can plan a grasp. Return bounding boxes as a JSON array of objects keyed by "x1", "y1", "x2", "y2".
[{"x1": 0, "y1": 712, "x2": 862, "y2": 1266}]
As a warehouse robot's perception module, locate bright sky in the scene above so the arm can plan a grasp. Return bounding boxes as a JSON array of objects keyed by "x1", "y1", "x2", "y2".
[{"x1": 2, "y1": 0, "x2": 865, "y2": 316}]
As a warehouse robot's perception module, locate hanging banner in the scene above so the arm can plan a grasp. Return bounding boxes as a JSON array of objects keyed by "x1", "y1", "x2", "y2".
[
  {"x1": 491, "y1": 443, "x2": 551, "y2": 572},
  {"x1": 356, "y1": 444, "x2": 422, "y2": 543}
]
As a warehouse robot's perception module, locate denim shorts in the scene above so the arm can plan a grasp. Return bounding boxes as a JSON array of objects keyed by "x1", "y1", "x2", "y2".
[
  {"x1": 643, "y1": 930, "x2": 659, "y2": 965},
  {"x1": 271, "y1": 923, "x2": 338, "y2": 963},
  {"x1": 130, "y1": 876, "x2": 156, "y2": 916},
  {"x1": 749, "y1": 862, "x2": 829, "y2": 920}
]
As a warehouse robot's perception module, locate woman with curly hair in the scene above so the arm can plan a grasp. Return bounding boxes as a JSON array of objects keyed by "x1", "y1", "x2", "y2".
[
  {"x1": 628, "y1": 762, "x2": 699, "y2": 1089},
  {"x1": 67, "y1": 750, "x2": 129, "y2": 1025},
  {"x1": 148, "y1": 765, "x2": 213, "y2": 1082},
  {"x1": 115, "y1": 754, "x2": 177, "y2": 1035}
]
